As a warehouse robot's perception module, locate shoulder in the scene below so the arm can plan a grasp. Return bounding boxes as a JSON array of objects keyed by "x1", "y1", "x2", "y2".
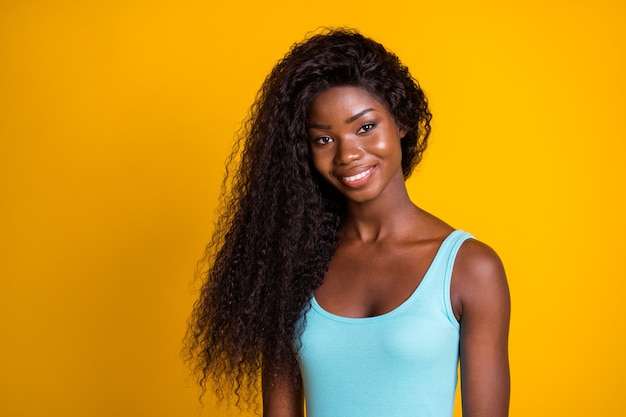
[
  {"x1": 455, "y1": 238, "x2": 506, "y2": 284},
  {"x1": 451, "y1": 237, "x2": 510, "y2": 320},
  {"x1": 452, "y1": 237, "x2": 511, "y2": 415}
]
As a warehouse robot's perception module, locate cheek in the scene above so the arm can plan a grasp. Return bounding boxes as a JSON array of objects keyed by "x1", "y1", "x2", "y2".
[
  {"x1": 310, "y1": 149, "x2": 329, "y2": 175},
  {"x1": 374, "y1": 135, "x2": 403, "y2": 160}
]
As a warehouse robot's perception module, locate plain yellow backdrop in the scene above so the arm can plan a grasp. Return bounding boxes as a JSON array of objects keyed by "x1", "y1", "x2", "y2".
[{"x1": 1, "y1": 1, "x2": 624, "y2": 416}]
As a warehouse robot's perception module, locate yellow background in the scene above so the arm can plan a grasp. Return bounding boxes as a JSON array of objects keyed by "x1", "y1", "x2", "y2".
[{"x1": 1, "y1": 1, "x2": 624, "y2": 416}]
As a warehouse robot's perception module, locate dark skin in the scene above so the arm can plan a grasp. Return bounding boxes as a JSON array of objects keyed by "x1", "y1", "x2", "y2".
[{"x1": 263, "y1": 87, "x2": 510, "y2": 416}]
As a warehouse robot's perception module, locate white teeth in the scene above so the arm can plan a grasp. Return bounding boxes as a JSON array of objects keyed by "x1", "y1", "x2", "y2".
[{"x1": 342, "y1": 168, "x2": 373, "y2": 182}]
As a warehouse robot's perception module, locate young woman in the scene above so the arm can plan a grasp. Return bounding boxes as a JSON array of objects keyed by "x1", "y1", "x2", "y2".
[{"x1": 186, "y1": 28, "x2": 510, "y2": 417}]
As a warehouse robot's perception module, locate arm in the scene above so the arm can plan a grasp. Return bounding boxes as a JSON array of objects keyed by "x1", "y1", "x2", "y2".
[
  {"x1": 262, "y1": 363, "x2": 304, "y2": 417},
  {"x1": 452, "y1": 240, "x2": 511, "y2": 417}
]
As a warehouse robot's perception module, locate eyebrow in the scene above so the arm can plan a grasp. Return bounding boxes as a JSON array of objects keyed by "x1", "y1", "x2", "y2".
[
  {"x1": 308, "y1": 108, "x2": 376, "y2": 130},
  {"x1": 346, "y1": 108, "x2": 375, "y2": 124}
]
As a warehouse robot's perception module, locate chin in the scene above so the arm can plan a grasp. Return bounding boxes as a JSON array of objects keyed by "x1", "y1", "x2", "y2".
[{"x1": 340, "y1": 189, "x2": 382, "y2": 205}]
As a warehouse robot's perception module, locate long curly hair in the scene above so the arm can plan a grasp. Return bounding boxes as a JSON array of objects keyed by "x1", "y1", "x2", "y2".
[{"x1": 185, "y1": 27, "x2": 432, "y2": 407}]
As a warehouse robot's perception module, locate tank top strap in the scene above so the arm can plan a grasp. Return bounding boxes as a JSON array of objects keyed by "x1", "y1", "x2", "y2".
[
  {"x1": 423, "y1": 229, "x2": 474, "y2": 328},
  {"x1": 438, "y1": 230, "x2": 474, "y2": 275}
]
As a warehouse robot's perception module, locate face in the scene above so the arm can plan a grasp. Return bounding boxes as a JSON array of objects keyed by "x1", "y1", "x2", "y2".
[{"x1": 307, "y1": 86, "x2": 406, "y2": 204}]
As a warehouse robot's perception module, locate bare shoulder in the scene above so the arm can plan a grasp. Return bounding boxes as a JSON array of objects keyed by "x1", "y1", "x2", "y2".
[
  {"x1": 456, "y1": 238, "x2": 506, "y2": 283},
  {"x1": 451, "y1": 238, "x2": 510, "y2": 319},
  {"x1": 451, "y1": 237, "x2": 511, "y2": 415}
]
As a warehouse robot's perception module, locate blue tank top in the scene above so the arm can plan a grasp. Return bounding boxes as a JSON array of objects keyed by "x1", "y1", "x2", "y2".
[{"x1": 295, "y1": 230, "x2": 473, "y2": 417}]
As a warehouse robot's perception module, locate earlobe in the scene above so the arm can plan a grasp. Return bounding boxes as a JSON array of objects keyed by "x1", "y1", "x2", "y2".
[{"x1": 398, "y1": 125, "x2": 407, "y2": 139}]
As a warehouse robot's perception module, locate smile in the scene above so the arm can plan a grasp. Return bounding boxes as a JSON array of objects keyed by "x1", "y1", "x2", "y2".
[{"x1": 340, "y1": 167, "x2": 374, "y2": 184}]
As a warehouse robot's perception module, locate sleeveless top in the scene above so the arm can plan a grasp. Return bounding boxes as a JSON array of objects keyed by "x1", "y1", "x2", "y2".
[{"x1": 295, "y1": 230, "x2": 473, "y2": 417}]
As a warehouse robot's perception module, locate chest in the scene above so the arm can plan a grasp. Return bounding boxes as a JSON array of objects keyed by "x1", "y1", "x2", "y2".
[
  {"x1": 298, "y1": 287, "x2": 461, "y2": 417},
  {"x1": 314, "y1": 240, "x2": 441, "y2": 318}
]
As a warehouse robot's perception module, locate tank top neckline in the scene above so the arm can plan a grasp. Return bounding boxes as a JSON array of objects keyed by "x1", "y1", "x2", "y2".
[{"x1": 310, "y1": 229, "x2": 467, "y2": 324}]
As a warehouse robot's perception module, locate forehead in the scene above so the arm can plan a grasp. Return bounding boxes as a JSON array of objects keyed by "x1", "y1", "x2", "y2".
[{"x1": 308, "y1": 86, "x2": 387, "y2": 121}]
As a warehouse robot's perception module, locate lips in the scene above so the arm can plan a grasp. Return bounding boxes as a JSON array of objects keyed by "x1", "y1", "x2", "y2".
[{"x1": 337, "y1": 166, "x2": 375, "y2": 188}]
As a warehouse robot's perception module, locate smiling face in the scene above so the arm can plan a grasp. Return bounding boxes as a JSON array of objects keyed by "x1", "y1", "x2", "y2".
[{"x1": 308, "y1": 86, "x2": 407, "y2": 204}]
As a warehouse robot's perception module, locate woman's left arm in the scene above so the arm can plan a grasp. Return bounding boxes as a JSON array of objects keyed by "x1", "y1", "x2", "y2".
[{"x1": 452, "y1": 239, "x2": 511, "y2": 417}]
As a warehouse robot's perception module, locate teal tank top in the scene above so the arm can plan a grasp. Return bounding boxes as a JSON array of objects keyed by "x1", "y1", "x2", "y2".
[{"x1": 296, "y1": 230, "x2": 473, "y2": 417}]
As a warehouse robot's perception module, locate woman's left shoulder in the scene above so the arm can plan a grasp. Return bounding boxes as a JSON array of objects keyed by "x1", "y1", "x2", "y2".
[
  {"x1": 451, "y1": 236, "x2": 510, "y2": 316},
  {"x1": 456, "y1": 236, "x2": 505, "y2": 280}
]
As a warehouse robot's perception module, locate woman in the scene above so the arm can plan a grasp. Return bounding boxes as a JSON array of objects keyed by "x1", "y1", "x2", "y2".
[{"x1": 186, "y1": 28, "x2": 510, "y2": 417}]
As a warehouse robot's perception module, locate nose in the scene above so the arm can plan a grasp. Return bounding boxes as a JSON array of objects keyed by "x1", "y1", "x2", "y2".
[{"x1": 334, "y1": 138, "x2": 364, "y2": 165}]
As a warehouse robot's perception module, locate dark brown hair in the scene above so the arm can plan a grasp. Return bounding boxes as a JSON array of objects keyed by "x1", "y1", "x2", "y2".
[{"x1": 185, "y1": 27, "x2": 432, "y2": 407}]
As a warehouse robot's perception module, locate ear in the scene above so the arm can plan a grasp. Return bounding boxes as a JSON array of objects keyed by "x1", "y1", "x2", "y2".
[{"x1": 397, "y1": 125, "x2": 407, "y2": 139}]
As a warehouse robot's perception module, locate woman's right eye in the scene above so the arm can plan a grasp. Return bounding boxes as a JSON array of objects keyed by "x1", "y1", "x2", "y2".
[{"x1": 314, "y1": 136, "x2": 334, "y2": 145}]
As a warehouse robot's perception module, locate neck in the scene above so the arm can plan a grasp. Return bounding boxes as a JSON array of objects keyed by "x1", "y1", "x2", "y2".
[{"x1": 342, "y1": 174, "x2": 420, "y2": 243}]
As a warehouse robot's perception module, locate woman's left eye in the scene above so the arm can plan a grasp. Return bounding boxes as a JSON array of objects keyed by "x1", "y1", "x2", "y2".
[{"x1": 357, "y1": 123, "x2": 375, "y2": 134}]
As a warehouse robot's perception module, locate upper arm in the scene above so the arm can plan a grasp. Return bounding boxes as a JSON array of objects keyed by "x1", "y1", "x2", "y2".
[
  {"x1": 262, "y1": 362, "x2": 304, "y2": 417},
  {"x1": 451, "y1": 239, "x2": 511, "y2": 417}
]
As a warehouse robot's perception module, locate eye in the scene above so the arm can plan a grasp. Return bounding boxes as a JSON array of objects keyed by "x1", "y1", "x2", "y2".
[
  {"x1": 357, "y1": 123, "x2": 376, "y2": 134},
  {"x1": 313, "y1": 136, "x2": 334, "y2": 145},
  {"x1": 312, "y1": 136, "x2": 334, "y2": 146}
]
